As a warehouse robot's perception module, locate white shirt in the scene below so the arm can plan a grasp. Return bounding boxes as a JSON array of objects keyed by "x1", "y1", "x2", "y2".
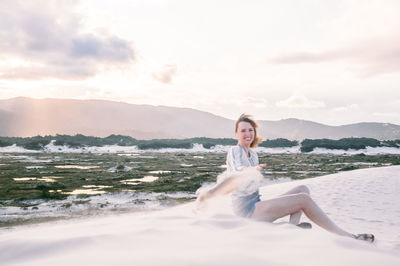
[
  {"x1": 226, "y1": 145, "x2": 259, "y2": 173},
  {"x1": 226, "y1": 146, "x2": 261, "y2": 197}
]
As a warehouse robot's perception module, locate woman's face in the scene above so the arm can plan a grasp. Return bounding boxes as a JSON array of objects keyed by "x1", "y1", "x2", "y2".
[{"x1": 235, "y1": 121, "x2": 255, "y2": 148}]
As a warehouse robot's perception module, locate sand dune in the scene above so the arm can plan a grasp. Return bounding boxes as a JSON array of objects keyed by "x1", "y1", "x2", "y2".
[{"x1": 1, "y1": 166, "x2": 399, "y2": 265}]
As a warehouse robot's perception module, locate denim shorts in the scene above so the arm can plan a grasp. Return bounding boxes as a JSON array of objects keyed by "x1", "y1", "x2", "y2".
[{"x1": 232, "y1": 191, "x2": 261, "y2": 218}]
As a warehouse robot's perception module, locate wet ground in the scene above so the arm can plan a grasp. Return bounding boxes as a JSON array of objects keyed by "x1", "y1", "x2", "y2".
[{"x1": 1, "y1": 152, "x2": 399, "y2": 227}]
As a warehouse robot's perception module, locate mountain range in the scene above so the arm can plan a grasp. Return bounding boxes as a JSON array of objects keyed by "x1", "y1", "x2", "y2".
[{"x1": 0, "y1": 97, "x2": 399, "y2": 140}]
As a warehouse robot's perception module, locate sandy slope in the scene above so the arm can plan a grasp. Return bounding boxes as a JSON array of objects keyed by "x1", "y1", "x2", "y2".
[{"x1": 0, "y1": 166, "x2": 399, "y2": 266}]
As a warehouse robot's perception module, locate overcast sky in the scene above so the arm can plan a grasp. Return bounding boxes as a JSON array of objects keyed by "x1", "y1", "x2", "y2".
[{"x1": 0, "y1": 0, "x2": 399, "y2": 125}]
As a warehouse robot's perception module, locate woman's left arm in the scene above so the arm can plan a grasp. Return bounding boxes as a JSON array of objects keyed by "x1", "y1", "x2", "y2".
[
  {"x1": 197, "y1": 175, "x2": 242, "y2": 202},
  {"x1": 197, "y1": 166, "x2": 264, "y2": 203}
]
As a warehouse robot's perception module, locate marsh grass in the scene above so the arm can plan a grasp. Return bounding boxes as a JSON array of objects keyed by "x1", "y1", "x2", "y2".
[
  {"x1": 1, "y1": 152, "x2": 399, "y2": 203},
  {"x1": 0, "y1": 152, "x2": 399, "y2": 226}
]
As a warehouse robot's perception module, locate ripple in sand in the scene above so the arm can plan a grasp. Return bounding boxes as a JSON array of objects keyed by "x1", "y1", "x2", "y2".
[{"x1": 368, "y1": 219, "x2": 384, "y2": 223}]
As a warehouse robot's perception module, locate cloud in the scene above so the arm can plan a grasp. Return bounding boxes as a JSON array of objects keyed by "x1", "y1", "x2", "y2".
[
  {"x1": 269, "y1": 35, "x2": 400, "y2": 77},
  {"x1": 270, "y1": 51, "x2": 342, "y2": 64},
  {"x1": 276, "y1": 94, "x2": 325, "y2": 109},
  {"x1": 332, "y1": 104, "x2": 359, "y2": 112},
  {"x1": 0, "y1": 0, "x2": 135, "y2": 80},
  {"x1": 372, "y1": 112, "x2": 399, "y2": 118},
  {"x1": 152, "y1": 65, "x2": 177, "y2": 84},
  {"x1": 243, "y1": 97, "x2": 269, "y2": 108},
  {"x1": 70, "y1": 34, "x2": 133, "y2": 61}
]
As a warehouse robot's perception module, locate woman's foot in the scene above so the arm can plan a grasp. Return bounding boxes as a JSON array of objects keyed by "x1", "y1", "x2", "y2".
[
  {"x1": 353, "y1": 234, "x2": 375, "y2": 243},
  {"x1": 296, "y1": 222, "x2": 312, "y2": 229}
]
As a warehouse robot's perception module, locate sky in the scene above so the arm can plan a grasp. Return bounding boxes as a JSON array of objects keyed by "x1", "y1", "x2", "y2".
[{"x1": 0, "y1": 0, "x2": 399, "y2": 126}]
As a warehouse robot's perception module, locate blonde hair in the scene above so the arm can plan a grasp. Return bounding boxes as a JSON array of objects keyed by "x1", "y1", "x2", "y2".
[{"x1": 234, "y1": 113, "x2": 263, "y2": 148}]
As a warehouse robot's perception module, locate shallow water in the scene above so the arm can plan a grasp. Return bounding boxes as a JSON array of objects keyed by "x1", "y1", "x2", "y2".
[
  {"x1": 148, "y1": 170, "x2": 172, "y2": 174},
  {"x1": 1, "y1": 152, "x2": 400, "y2": 228},
  {"x1": 54, "y1": 165, "x2": 100, "y2": 169},
  {"x1": 120, "y1": 176, "x2": 159, "y2": 185}
]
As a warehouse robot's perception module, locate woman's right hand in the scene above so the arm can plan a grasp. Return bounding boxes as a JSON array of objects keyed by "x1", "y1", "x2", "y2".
[
  {"x1": 197, "y1": 192, "x2": 207, "y2": 203},
  {"x1": 256, "y1": 163, "x2": 266, "y2": 171}
]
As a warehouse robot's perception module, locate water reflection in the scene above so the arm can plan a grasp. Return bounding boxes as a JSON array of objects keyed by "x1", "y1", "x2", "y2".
[
  {"x1": 148, "y1": 170, "x2": 171, "y2": 174},
  {"x1": 48, "y1": 185, "x2": 111, "y2": 195},
  {"x1": 120, "y1": 175, "x2": 159, "y2": 185},
  {"x1": 55, "y1": 165, "x2": 100, "y2": 169},
  {"x1": 26, "y1": 166, "x2": 45, "y2": 169},
  {"x1": 39, "y1": 177, "x2": 56, "y2": 182},
  {"x1": 48, "y1": 189, "x2": 63, "y2": 193},
  {"x1": 13, "y1": 176, "x2": 63, "y2": 182},
  {"x1": 68, "y1": 189, "x2": 106, "y2": 195},
  {"x1": 82, "y1": 185, "x2": 112, "y2": 189},
  {"x1": 13, "y1": 177, "x2": 37, "y2": 181}
]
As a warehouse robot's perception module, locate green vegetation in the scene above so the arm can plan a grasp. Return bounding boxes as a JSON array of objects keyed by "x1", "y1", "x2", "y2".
[
  {"x1": 382, "y1": 139, "x2": 400, "y2": 147},
  {"x1": 137, "y1": 139, "x2": 192, "y2": 149},
  {"x1": 54, "y1": 134, "x2": 138, "y2": 147},
  {"x1": 0, "y1": 139, "x2": 13, "y2": 147},
  {"x1": 300, "y1": 138, "x2": 400, "y2": 152},
  {"x1": 1, "y1": 152, "x2": 399, "y2": 204},
  {"x1": 0, "y1": 135, "x2": 399, "y2": 151},
  {"x1": 189, "y1": 137, "x2": 237, "y2": 149},
  {"x1": 0, "y1": 136, "x2": 52, "y2": 150},
  {"x1": 259, "y1": 138, "x2": 298, "y2": 148},
  {"x1": 0, "y1": 135, "x2": 259, "y2": 150}
]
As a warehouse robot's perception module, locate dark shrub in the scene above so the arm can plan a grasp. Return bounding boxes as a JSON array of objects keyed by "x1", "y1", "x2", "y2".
[{"x1": 259, "y1": 138, "x2": 298, "y2": 148}]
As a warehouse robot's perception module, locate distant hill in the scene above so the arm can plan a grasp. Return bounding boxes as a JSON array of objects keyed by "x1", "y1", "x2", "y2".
[
  {"x1": 0, "y1": 97, "x2": 399, "y2": 140},
  {"x1": 258, "y1": 119, "x2": 400, "y2": 140}
]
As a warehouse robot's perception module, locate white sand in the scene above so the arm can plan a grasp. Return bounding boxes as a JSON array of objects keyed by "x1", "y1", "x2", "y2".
[{"x1": 0, "y1": 166, "x2": 399, "y2": 265}]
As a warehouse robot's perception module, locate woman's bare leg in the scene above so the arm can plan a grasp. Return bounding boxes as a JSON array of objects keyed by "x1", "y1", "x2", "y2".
[
  {"x1": 251, "y1": 193, "x2": 353, "y2": 237},
  {"x1": 280, "y1": 185, "x2": 310, "y2": 225}
]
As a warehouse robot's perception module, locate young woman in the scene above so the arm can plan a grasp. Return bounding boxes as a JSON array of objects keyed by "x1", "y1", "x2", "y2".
[{"x1": 197, "y1": 114, "x2": 374, "y2": 242}]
